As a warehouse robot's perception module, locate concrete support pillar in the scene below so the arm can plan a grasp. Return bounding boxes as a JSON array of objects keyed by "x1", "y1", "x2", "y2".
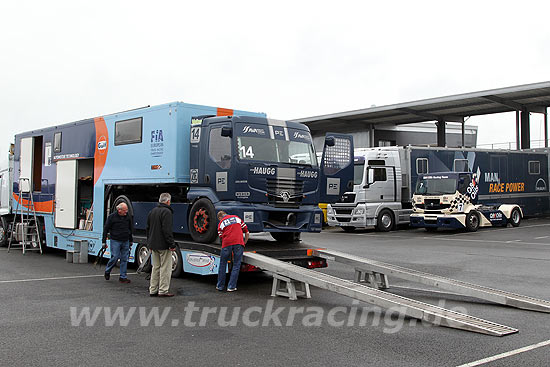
[
  {"x1": 436, "y1": 120, "x2": 446, "y2": 147},
  {"x1": 545, "y1": 108, "x2": 548, "y2": 148},
  {"x1": 461, "y1": 121, "x2": 465, "y2": 148},
  {"x1": 516, "y1": 110, "x2": 520, "y2": 150},
  {"x1": 369, "y1": 125, "x2": 375, "y2": 147},
  {"x1": 520, "y1": 109, "x2": 530, "y2": 149}
]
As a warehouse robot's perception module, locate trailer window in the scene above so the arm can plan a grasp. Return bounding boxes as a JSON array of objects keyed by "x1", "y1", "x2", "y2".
[
  {"x1": 529, "y1": 161, "x2": 540, "y2": 175},
  {"x1": 453, "y1": 159, "x2": 469, "y2": 172},
  {"x1": 209, "y1": 127, "x2": 231, "y2": 169},
  {"x1": 115, "y1": 117, "x2": 142, "y2": 145},
  {"x1": 54, "y1": 132, "x2": 62, "y2": 153},
  {"x1": 416, "y1": 158, "x2": 428, "y2": 174}
]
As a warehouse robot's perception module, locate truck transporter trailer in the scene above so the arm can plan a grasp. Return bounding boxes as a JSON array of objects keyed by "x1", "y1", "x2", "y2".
[{"x1": 1, "y1": 103, "x2": 549, "y2": 336}]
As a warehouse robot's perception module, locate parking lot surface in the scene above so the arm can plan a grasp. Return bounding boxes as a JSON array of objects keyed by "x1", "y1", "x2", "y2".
[{"x1": 1, "y1": 218, "x2": 549, "y2": 367}]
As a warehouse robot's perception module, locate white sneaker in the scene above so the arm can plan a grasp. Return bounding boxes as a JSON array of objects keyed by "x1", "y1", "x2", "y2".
[{"x1": 227, "y1": 288, "x2": 237, "y2": 292}]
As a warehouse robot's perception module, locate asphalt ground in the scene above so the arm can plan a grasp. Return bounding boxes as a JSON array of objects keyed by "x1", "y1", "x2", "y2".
[{"x1": 1, "y1": 218, "x2": 550, "y2": 367}]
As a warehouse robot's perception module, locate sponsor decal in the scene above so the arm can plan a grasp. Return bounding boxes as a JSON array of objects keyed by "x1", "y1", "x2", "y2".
[
  {"x1": 484, "y1": 172, "x2": 500, "y2": 183},
  {"x1": 489, "y1": 182, "x2": 525, "y2": 193},
  {"x1": 293, "y1": 131, "x2": 308, "y2": 140},
  {"x1": 297, "y1": 170, "x2": 318, "y2": 179},
  {"x1": 191, "y1": 118, "x2": 202, "y2": 125},
  {"x1": 186, "y1": 253, "x2": 214, "y2": 267},
  {"x1": 535, "y1": 178, "x2": 547, "y2": 192},
  {"x1": 97, "y1": 136, "x2": 107, "y2": 154},
  {"x1": 190, "y1": 169, "x2": 198, "y2": 184},
  {"x1": 244, "y1": 212, "x2": 254, "y2": 222},
  {"x1": 216, "y1": 172, "x2": 228, "y2": 192},
  {"x1": 327, "y1": 178, "x2": 340, "y2": 195},
  {"x1": 242, "y1": 125, "x2": 266, "y2": 135},
  {"x1": 235, "y1": 191, "x2": 250, "y2": 199},
  {"x1": 489, "y1": 212, "x2": 503, "y2": 220},
  {"x1": 190, "y1": 126, "x2": 201, "y2": 144},
  {"x1": 150, "y1": 129, "x2": 164, "y2": 157},
  {"x1": 251, "y1": 166, "x2": 276, "y2": 175},
  {"x1": 54, "y1": 153, "x2": 80, "y2": 160}
]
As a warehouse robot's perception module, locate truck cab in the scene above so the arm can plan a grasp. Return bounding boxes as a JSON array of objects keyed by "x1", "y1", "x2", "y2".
[
  {"x1": 326, "y1": 147, "x2": 410, "y2": 232},
  {"x1": 410, "y1": 171, "x2": 522, "y2": 231},
  {"x1": 189, "y1": 115, "x2": 354, "y2": 242}
]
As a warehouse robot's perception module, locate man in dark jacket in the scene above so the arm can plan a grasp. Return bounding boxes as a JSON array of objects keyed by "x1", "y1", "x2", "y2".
[
  {"x1": 102, "y1": 202, "x2": 133, "y2": 283},
  {"x1": 146, "y1": 193, "x2": 176, "y2": 297}
]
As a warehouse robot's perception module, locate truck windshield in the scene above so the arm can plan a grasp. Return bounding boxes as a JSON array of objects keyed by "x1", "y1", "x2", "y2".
[
  {"x1": 236, "y1": 136, "x2": 318, "y2": 166},
  {"x1": 415, "y1": 177, "x2": 457, "y2": 195},
  {"x1": 354, "y1": 162, "x2": 364, "y2": 185}
]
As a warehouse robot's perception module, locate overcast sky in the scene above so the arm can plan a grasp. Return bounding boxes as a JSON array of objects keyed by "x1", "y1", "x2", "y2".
[{"x1": 1, "y1": 0, "x2": 549, "y2": 166}]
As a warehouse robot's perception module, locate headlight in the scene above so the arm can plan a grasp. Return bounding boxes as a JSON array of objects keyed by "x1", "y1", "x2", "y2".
[
  {"x1": 327, "y1": 207, "x2": 334, "y2": 215},
  {"x1": 353, "y1": 208, "x2": 365, "y2": 215}
]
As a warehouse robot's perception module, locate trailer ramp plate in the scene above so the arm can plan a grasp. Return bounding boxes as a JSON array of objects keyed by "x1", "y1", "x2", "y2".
[
  {"x1": 314, "y1": 249, "x2": 550, "y2": 313},
  {"x1": 243, "y1": 252, "x2": 518, "y2": 336}
]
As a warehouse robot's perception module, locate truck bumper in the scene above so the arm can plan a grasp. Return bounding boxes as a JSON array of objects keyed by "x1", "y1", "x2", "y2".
[
  {"x1": 214, "y1": 202, "x2": 323, "y2": 233},
  {"x1": 410, "y1": 213, "x2": 466, "y2": 229}
]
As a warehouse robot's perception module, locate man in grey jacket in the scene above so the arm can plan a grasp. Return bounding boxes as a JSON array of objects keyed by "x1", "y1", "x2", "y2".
[{"x1": 146, "y1": 193, "x2": 176, "y2": 297}]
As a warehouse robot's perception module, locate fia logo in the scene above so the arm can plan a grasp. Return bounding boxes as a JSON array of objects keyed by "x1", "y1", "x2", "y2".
[{"x1": 151, "y1": 130, "x2": 164, "y2": 142}]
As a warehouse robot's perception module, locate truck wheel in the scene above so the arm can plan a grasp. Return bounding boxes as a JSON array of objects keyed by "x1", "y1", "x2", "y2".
[
  {"x1": 341, "y1": 226, "x2": 355, "y2": 233},
  {"x1": 465, "y1": 211, "x2": 480, "y2": 232},
  {"x1": 376, "y1": 210, "x2": 394, "y2": 232},
  {"x1": 189, "y1": 198, "x2": 218, "y2": 243},
  {"x1": 509, "y1": 208, "x2": 521, "y2": 227},
  {"x1": 0, "y1": 217, "x2": 8, "y2": 247},
  {"x1": 171, "y1": 245, "x2": 183, "y2": 277},
  {"x1": 135, "y1": 244, "x2": 152, "y2": 273},
  {"x1": 270, "y1": 232, "x2": 301, "y2": 243}
]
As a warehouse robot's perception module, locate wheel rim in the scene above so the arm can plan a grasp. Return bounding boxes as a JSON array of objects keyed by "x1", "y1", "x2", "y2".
[
  {"x1": 138, "y1": 246, "x2": 149, "y2": 265},
  {"x1": 193, "y1": 208, "x2": 209, "y2": 233},
  {"x1": 171, "y1": 251, "x2": 178, "y2": 271},
  {"x1": 512, "y1": 211, "x2": 520, "y2": 223},
  {"x1": 469, "y1": 214, "x2": 478, "y2": 228},
  {"x1": 381, "y1": 214, "x2": 392, "y2": 228}
]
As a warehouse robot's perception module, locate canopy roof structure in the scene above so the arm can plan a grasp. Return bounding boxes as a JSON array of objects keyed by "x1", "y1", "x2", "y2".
[{"x1": 293, "y1": 81, "x2": 550, "y2": 148}]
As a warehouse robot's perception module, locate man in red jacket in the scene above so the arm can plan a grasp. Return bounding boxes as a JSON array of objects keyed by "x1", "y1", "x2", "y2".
[{"x1": 216, "y1": 211, "x2": 249, "y2": 292}]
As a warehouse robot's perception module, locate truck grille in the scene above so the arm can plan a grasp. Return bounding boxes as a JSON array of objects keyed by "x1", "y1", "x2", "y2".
[
  {"x1": 266, "y1": 178, "x2": 304, "y2": 208},
  {"x1": 339, "y1": 193, "x2": 356, "y2": 203},
  {"x1": 334, "y1": 208, "x2": 353, "y2": 215},
  {"x1": 417, "y1": 199, "x2": 450, "y2": 210}
]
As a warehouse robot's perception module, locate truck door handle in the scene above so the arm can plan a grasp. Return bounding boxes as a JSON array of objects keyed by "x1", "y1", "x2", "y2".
[{"x1": 380, "y1": 195, "x2": 384, "y2": 199}]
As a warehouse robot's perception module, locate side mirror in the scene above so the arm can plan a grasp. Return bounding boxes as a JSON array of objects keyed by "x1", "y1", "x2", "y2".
[
  {"x1": 363, "y1": 167, "x2": 374, "y2": 188},
  {"x1": 325, "y1": 136, "x2": 335, "y2": 147},
  {"x1": 221, "y1": 126, "x2": 232, "y2": 137}
]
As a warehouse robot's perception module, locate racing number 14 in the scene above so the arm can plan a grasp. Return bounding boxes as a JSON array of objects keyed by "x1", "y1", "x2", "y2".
[{"x1": 240, "y1": 146, "x2": 255, "y2": 158}]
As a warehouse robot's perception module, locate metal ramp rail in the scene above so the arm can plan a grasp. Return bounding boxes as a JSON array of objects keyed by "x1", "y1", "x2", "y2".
[
  {"x1": 243, "y1": 252, "x2": 518, "y2": 336},
  {"x1": 313, "y1": 249, "x2": 550, "y2": 313}
]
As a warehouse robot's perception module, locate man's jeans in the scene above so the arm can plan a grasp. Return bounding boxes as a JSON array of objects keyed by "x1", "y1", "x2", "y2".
[
  {"x1": 217, "y1": 244, "x2": 244, "y2": 290},
  {"x1": 105, "y1": 239, "x2": 130, "y2": 279}
]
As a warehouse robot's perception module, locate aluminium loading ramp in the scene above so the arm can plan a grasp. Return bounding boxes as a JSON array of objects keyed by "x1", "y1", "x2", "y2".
[
  {"x1": 243, "y1": 252, "x2": 518, "y2": 336},
  {"x1": 312, "y1": 249, "x2": 550, "y2": 313}
]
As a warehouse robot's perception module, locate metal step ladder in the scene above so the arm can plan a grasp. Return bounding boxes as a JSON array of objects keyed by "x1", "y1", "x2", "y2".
[
  {"x1": 8, "y1": 178, "x2": 42, "y2": 255},
  {"x1": 243, "y1": 252, "x2": 518, "y2": 336},
  {"x1": 313, "y1": 249, "x2": 550, "y2": 313}
]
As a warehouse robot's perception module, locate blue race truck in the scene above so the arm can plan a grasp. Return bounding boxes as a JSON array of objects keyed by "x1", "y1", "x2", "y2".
[{"x1": 1, "y1": 102, "x2": 353, "y2": 275}]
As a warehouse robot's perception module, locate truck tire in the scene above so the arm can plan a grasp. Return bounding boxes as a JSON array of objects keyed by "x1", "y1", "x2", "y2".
[
  {"x1": 341, "y1": 226, "x2": 355, "y2": 233},
  {"x1": 376, "y1": 209, "x2": 394, "y2": 232},
  {"x1": 0, "y1": 217, "x2": 8, "y2": 247},
  {"x1": 465, "y1": 211, "x2": 480, "y2": 232},
  {"x1": 189, "y1": 198, "x2": 218, "y2": 243},
  {"x1": 171, "y1": 245, "x2": 183, "y2": 277},
  {"x1": 270, "y1": 232, "x2": 301, "y2": 243},
  {"x1": 509, "y1": 208, "x2": 521, "y2": 227}
]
